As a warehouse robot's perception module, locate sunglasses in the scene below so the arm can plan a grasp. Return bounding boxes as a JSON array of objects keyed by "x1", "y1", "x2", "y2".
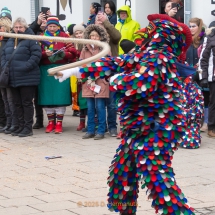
[{"x1": 189, "y1": 25, "x2": 197, "y2": 28}]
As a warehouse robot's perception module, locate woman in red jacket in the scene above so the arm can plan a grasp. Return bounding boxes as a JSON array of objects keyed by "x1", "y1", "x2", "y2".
[{"x1": 38, "y1": 16, "x2": 77, "y2": 134}]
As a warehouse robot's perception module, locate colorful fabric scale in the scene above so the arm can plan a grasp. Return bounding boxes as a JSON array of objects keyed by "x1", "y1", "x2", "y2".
[
  {"x1": 80, "y1": 17, "x2": 195, "y2": 215},
  {"x1": 180, "y1": 77, "x2": 204, "y2": 149}
]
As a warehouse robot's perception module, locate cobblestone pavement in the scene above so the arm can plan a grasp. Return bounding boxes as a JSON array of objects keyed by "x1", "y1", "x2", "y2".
[{"x1": 0, "y1": 108, "x2": 215, "y2": 215}]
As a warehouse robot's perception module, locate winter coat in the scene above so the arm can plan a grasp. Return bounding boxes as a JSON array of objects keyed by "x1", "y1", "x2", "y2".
[
  {"x1": 1, "y1": 28, "x2": 42, "y2": 87},
  {"x1": 200, "y1": 27, "x2": 215, "y2": 82},
  {"x1": 0, "y1": 37, "x2": 8, "y2": 58},
  {"x1": 115, "y1": 5, "x2": 141, "y2": 55},
  {"x1": 107, "y1": 13, "x2": 117, "y2": 26},
  {"x1": 40, "y1": 31, "x2": 77, "y2": 65},
  {"x1": 103, "y1": 20, "x2": 121, "y2": 56},
  {"x1": 80, "y1": 24, "x2": 110, "y2": 98}
]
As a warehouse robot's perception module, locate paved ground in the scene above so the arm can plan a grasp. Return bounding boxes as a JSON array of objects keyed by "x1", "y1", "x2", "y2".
[{"x1": 0, "y1": 108, "x2": 215, "y2": 215}]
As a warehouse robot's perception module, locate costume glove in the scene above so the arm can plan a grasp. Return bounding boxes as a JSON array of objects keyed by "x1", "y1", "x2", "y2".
[{"x1": 58, "y1": 67, "x2": 81, "y2": 83}]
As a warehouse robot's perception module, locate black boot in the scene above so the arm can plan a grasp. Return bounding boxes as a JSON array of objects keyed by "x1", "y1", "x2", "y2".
[
  {"x1": 0, "y1": 125, "x2": 10, "y2": 133},
  {"x1": 33, "y1": 121, "x2": 44, "y2": 129},
  {"x1": 4, "y1": 125, "x2": 19, "y2": 134},
  {"x1": 18, "y1": 127, "x2": 33, "y2": 137},
  {"x1": 11, "y1": 127, "x2": 24, "y2": 136}
]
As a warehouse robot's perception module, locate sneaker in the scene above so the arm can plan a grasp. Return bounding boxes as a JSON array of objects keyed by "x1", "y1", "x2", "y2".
[
  {"x1": 200, "y1": 123, "x2": 208, "y2": 132},
  {"x1": 208, "y1": 130, "x2": 215, "y2": 138},
  {"x1": 82, "y1": 127, "x2": 87, "y2": 132},
  {"x1": 11, "y1": 127, "x2": 24, "y2": 136},
  {"x1": 94, "y1": 134, "x2": 104, "y2": 140},
  {"x1": 109, "y1": 128, "x2": 117, "y2": 137},
  {"x1": 18, "y1": 128, "x2": 33, "y2": 137},
  {"x1": 82, "y1": 133, "x2": 95, "y2": 139},
  {"x1": 116, "y1": 131, "x2": 122, "y2": 139},
  {"x1": 5, "y1": 126, "x2": 19, "y2": 134},
  {"x1": 33, "y1": 121, "x2": 44, "y2": 129}
]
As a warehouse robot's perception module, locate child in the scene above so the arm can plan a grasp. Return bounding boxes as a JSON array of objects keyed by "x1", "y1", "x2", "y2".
[{"x1": 58, "y1": 24, "x2": 111, "y2": 140}]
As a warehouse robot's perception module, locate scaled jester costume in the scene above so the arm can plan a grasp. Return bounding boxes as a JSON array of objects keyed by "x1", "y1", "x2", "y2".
[
  {"x1": 180, "y1": 75, "x2": 204, "y2": 149},
  {"x1": 55, "y1": 14, "x2": 196, "y2": 214},
  {"x1": 78, "y1": 14, "x2": 196, "y2": 215}
]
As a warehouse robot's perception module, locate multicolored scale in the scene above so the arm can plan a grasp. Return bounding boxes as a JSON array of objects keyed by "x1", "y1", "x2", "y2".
[
  {"x1": 180, "y1": 77, "x2": 204, "y2": 149},
  {"x1": 80, "y1": 16, "x2": 195, "y2": 215}
]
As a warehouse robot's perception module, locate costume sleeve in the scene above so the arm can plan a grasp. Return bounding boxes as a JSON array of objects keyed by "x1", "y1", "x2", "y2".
[
  {"x1": 79, "y1": 54, "x2": 130, "y2": 82},
  {"x1": 200, "y1": 38, "x2": 212, "y2": 80}
]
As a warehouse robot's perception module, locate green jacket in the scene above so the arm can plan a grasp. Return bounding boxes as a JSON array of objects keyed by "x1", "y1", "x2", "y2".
[{"x1": 115, "y1": 5, "x2": 141, "y2": 55}]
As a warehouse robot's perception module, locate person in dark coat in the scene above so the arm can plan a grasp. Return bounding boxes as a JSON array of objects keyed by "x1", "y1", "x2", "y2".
[
  {"x1": 186, "y1": 17, "x2": 210, "y2": 133},
  {"x1": 200, "y1": 21, "x2": 215, "y2": 138},
  {"x1": 1, "y1": 17, "x2": 42, "y2": 137},
  {"x1": 104, "y1": 0, "x2": 117, "y2": 26},
  {"x1": 87, "y1": 2, "x2": 101, "y2": 25},
  {"x1": 0, "y1": 9, "x2": 19, "y2": 134}
]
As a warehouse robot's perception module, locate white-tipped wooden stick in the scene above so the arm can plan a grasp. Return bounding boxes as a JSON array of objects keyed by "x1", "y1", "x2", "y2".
[{"x1": 0, "y1": 32, "x2": 110, "y2": 75}]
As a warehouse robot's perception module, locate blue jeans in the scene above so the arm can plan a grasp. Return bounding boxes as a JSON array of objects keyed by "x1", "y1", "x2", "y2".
[
  {"x1": 106, "y1": 91, "x2": 117, "y2": 130},
  {"x1": 87, "y1": 98, "x2": 106, "y2": 135}
]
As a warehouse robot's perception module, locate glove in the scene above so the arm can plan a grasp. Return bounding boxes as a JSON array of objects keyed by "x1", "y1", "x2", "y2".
[
  {"x1": 48, "y1": 51, "x2": 65, "y2": 63},
  {"x1": 58, "y1": 67, "x2": 81, "y2": 83},
  {"x1": 200, "y1": 78, "x2": 208, "y2": 88}
]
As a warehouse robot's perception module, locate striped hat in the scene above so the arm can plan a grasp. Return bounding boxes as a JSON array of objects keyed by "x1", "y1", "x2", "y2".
[
  {"x1": 0, "y1": 7, "x2": 12, "y2": 21},
  {"x1": 47, "y1": 16, "x2": 60, "y2": 26}
]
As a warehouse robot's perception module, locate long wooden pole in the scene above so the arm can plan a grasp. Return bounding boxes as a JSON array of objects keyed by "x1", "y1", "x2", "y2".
[{"x1": 0, "y1": 32, "x2": 110, "y2": 76}]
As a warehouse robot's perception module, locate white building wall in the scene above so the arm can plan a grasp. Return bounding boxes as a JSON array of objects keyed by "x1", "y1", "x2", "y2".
[
  {"x1": 191, "y1": 0, "x2": 215, "y2": 27},
  {"x1": 0, "y1": 0, "x2": 31, "y2": 23}
]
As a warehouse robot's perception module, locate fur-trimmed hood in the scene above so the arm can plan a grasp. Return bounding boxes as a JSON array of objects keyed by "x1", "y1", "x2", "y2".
[
  {"x1": 206, "y1": 27, "x2": 215, "y2": 36},
  {"x1": 84, "y1": 24, "x2": 109, "y2": 43}
]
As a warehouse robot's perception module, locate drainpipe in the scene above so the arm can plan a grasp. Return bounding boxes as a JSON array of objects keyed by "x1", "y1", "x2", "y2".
[{"x1": 184, "y1": 0, "x2": 191, "y2": 25}]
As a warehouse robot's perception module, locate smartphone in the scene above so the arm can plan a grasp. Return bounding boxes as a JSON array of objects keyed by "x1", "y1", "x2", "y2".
[
  {"x1": 41, "y1": 7, "x2": 50, "y2": 15},
  {"x1": 171, "y1": 3, "x2": 178, "y2": 9},
  {"x1": 98, "y1": 6, "x2": 104, "y2": 13}
]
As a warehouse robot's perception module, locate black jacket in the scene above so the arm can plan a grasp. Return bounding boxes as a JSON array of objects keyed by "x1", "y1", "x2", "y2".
[
  {"x1": 0, "y1": 37, "x2": 9, "y2": 63},
  {"x1": 1, "y1": 28, "x2": 42, "y2": 87},
  {"x1": 200, "y1": 28, "x2": 215, "y2": 82}
]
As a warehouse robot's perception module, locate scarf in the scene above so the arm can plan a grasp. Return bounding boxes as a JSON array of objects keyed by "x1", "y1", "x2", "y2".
[
  {"x1": 118, "y1": 19, "x2": 125, "y2": 25},
  {"x1": 87, "y1": 14, "x2": 95, "y2": 26},
  {"x1": 42, "y1": 29, "x2": 60, "y2": 50}
]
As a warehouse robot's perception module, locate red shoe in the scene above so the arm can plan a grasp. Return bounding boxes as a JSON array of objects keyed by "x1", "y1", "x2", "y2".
[
  {"x1": 55, "y1": 121, "x2": 63, "y2": 134},
  {"x1": 77, "y1": 122, "x2": 85, "y2": 131},
  {"x1": 45, "y1": 121, "x2": 55, "y2": 133},
  {"x1": 116, "y1": 131, "x2": 122, "y2": 139}
]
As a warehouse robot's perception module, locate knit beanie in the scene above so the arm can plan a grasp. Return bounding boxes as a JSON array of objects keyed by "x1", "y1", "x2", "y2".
[
  {"x1": 120, "y1": 39, "x2": 136, "y2": 54},
  {"x1": 73, "y1": 24, "x2": 85, "y2": 33},
  {"x1": 0, "y1": 7, "x2": 12, "y2": 21},
  {"x1": 67, "y1": 23, "x2": 76, "y2": 35},
  {"x1": 47, "y1": 16, "x2": 60, "y2": 26},
  {"x1": 209, "y1": 21, "x2": 215, "y2": 28},
  {"x1": 0, "y1": 17, "x2": 12, "y2": 32}
]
